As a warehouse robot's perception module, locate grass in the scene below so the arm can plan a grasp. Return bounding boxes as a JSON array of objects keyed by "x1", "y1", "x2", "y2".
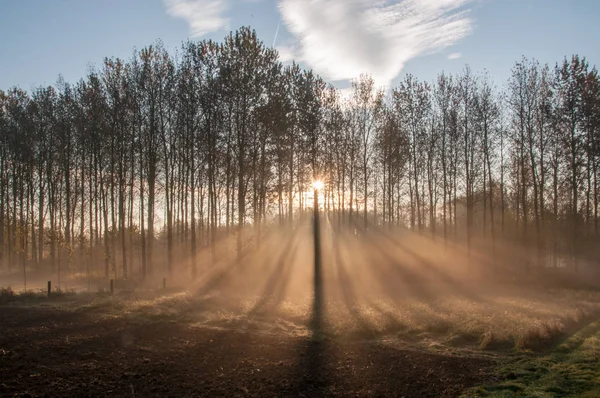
[
  {"x1": 463, "y1": 321, "x2": 600, "y2": 397},
  {"x1": 5, "y1": 281, "x2": 600, "y2": 396},
  {"x1": 321, "y1": 289, "x2": 600, "y2": 350},
  {"x1": 5, "y1": 283, "x2": 596, "y2": 351},
  {"x1": 0, "y1": 286, "x2": 77, "y2": 304},
  {"x1": 84, "y1": 291, "x2": 200, "y2": 321},
  {"x1": 61, "y1": 286, "x2": 600, "y2": 354},
  {"x1": 4, "y1": 281, "x2": 600, "y2": 350}
]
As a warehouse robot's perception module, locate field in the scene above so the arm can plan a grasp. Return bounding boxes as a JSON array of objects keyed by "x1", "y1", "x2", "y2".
[{"x1": 2, "y1": 220, "x2": 600, "y2": 397}]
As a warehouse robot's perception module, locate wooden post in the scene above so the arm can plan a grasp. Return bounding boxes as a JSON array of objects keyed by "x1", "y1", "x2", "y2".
[
  {"x1": 110, "y1": 279, "x2": 114, "y2": 296},
  {"x1": 163, "y1": 277, "x2": 166, "y2": 290},
  {"x1": 47, "y1": 281, "x2": 51, "y2": 297}
]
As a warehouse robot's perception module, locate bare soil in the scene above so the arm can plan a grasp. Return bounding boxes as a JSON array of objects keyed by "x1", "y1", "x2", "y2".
[{"x1": 0, "y1": 305, "x2": 493, "y2": 398}]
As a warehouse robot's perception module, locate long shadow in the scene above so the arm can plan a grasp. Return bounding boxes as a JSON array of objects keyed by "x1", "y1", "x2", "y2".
[
  {"x1": 194, "y1": 227, "x2": 286, "y2": 297},
  {"x1": 396, "y1": 241, "x2": 482, "y2": 302},
  {"x1": 248, "y1": 227, "x2": 301, "y2": 316},
  {"x1": 362, "y1": 232, "x2": 437, "y2": 301},
  {"x1": 312, "y1": 210, "x2": 324, "y2": 335},
  {"x1": 364, "y1": 223, "x2": 482, "y2": 302},
  {"x1": 547, "y1": 316, "x2": 600, "y2": 354},
  {"x1": 333, "y1": 234, "x2": 377, "y2": 337},
  {"x1": 288, "y1": 209, "x2": 330, "y2": 396},
  {"x1": 367, "y1": 299, "x2": 410, "y2": 334},
  {"x1": 344, "y1": 222, "x2": 464, "y2": 329}
]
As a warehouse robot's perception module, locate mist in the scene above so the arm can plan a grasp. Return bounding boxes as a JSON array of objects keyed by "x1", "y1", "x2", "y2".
[{"x1": 2, "y1": 26, "x2": 600, "y2": 398}]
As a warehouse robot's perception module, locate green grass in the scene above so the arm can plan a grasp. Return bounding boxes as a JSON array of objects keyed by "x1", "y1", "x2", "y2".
[{"x1": 463, "y1": 321, "x2": 600, "y2": 397}]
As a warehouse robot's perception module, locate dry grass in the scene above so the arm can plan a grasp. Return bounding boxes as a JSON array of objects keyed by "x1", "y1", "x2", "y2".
[
  {"x1": 0, "y1": 286, "x2": 78, "y2": 304},
  {"x1": 6, "y1": 225, "x2": 600, "y2": 353},
  {"x1": 321, "y1": 290, "x2": 600, "y2": 350},
  {"x1": 58, "y1": 286, "x2": 600, "y2": 352}
]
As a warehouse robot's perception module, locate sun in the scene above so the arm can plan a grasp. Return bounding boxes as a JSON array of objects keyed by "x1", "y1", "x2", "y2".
[{"x1": 312, "y1": 180, "x2": 324, "y2": 191}]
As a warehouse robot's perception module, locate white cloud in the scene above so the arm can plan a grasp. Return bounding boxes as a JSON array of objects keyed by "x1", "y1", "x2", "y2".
[
  {"x1": 448, "y1": 52, "x2": 462, "y2": 60},
  {"x1": 278, "y1": 0, "x2": 474, "y2": 88},
  {"x1": 275, "y1": 43, "x2": 300, "y2": 63},
  {"x1": 164, "y1": 0, "x2": 230, "y2": 37},
  {"x1": 337, "y1": 86, "x2": 355, "y2": 104}
]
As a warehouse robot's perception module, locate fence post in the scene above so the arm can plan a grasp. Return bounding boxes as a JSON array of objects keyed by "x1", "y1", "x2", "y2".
[{"x1": 47, "y1": 281, "x2": 51, "y2": 297}]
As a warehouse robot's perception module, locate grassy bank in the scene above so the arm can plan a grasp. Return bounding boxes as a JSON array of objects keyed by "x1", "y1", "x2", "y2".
[{"x1": 464, "y1": 320, "x2": 600, "y2": 397}]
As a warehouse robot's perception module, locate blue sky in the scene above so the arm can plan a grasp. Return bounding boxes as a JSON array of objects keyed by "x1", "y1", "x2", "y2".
[{"x1": 1, "y1": 0, "x2": 598, "y2": 92}]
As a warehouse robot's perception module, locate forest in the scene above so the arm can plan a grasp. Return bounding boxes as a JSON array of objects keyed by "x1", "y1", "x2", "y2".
[
  {"x1": 4, "y1": 23, "x2": 600, "y2": 397},
  {"x1": 1, "y1": 26, "x2": 599, "y2": 285}
]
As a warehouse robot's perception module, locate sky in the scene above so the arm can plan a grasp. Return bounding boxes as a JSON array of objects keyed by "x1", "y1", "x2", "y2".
[{"x1": 1, "y1": 0, "x2": 599, "y2": 93}]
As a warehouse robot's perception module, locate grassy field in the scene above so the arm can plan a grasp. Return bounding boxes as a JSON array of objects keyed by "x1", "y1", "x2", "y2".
[
  {"x1": 5, "y1": 283, "x2": 598, "y2": 349},
  {"x1": 464, "y1": 320, "x2": 600, "y2": 397},
  {"x1": 3, "y1": 225, "x2": 600, "y2": 396},
  {"x1": 3, "y1": 284, "x2": 600, "y2": 396}
]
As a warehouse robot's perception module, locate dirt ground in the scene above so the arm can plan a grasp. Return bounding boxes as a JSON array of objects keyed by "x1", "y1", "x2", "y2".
[
  {"x1": 0, "y1": 305, "x2": 493, "y2": 398},
  {"x1": 3, "y1": 220, "x2": 598, "y2": 397}
]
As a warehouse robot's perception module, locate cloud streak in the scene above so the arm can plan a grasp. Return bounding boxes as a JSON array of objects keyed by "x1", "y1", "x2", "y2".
[
  {"x1": 278, "y1": 0, "x2": 475, "y2": 87},
  {"x1": 164, "y1": 0, "x2": 229, "y2": 37},
  {"x1": 273, "y1": 20, "x2": 281, "y2": 47}
]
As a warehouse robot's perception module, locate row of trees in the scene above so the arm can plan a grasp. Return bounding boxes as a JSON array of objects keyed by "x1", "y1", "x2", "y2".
[{"x1": 1, "y1": 27, "x2": 599, "y2": 281}]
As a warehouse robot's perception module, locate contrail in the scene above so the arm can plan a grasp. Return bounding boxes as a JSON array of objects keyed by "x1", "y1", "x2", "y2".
[{"x1": 273, "y1": 20, "x2": 281, "y2": 48}]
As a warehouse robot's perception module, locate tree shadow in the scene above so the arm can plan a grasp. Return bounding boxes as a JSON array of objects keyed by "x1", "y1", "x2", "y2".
[
  {"x1": 193, "y1": 226, "x2": 287, "y2": 297},
  {"x1": 362, "y1": 232, "x2": 437, "y2": 302},
  {"x1": 285, "y1": 210, "x2": 331, "y2": 396},
  {"x1": 368, "y1": 299, "x2": 410, "y2": 334},
  {"x1": 248, "y1": 227, "x2": 300, "y2": 316},
  {"x1": 333, "y1": 235, "x2": 377, "y2": 337},
  {"x1": 366, "y1": 223, "x2": 483, "y2": 302},
  {"x1": 396, "y1": 241, "x2": 483, "y2": 302}
]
